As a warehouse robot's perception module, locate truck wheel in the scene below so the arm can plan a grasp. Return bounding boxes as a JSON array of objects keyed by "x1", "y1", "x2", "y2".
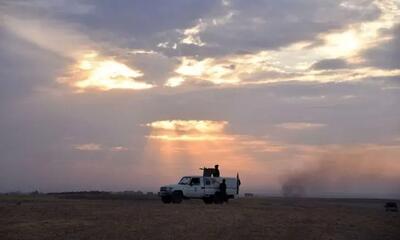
[
  {"x1": 214, "y1": 193, "x2": 223, "y2": 204},
  {"x1": 172, "y1": 191, "x2": 183, "y2": 204},
  {"x1": 203, "y1": 197, "x2": 213, "y2": 204},
  {"x1": 161, "y1": 196, "x2": 172, "y2": 204}
]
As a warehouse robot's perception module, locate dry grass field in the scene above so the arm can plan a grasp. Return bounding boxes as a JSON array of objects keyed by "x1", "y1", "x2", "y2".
[{"x1": 0, "y1": 195, "x2": 399, "y2": 240}]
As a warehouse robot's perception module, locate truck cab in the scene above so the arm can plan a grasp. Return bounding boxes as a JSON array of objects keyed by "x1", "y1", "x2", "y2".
[{"x1": 159, "y1": 176, "x2": 239, "y2": 204}]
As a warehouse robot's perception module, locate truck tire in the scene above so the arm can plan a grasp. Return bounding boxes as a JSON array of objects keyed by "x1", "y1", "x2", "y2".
[
  {"x1": 214, "y1": 192, "x2": 223, "y2": 204},
  {"x1": 203, "y1": 197, "x2": 213, "y2": 204},
  {"x1": 171, "y1": 191, "x2": 183, "y2": 204},
  {"x1": 161, "y1": 196, "x2": 172, "y2": 204}
]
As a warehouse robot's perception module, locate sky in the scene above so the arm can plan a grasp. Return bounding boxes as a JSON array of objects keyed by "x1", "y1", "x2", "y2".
[{"x1": 0, "y1": 0, "x2": 399, "y2": 197}]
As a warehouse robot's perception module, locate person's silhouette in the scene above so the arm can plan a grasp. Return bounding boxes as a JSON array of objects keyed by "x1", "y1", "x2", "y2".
[
  {"x1": 219, "y1": 178, "x2": 227, "y2": 203},
  {"x1": 213, "y1": 164, "x2": 220, "y2": 177}
]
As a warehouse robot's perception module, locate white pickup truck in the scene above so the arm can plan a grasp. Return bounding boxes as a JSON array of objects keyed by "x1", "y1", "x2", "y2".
[{"x1": 159, "y1": 176, "x2": 239, "y2": 204}]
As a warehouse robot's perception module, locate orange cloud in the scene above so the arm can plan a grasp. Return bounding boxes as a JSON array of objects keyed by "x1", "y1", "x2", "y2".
[
  {"x1": 59, "y1": 52, "x2": 154, "y2": 92},
  {"x1": 147, "y1": 120, "x2": 228, "y2": 133}
]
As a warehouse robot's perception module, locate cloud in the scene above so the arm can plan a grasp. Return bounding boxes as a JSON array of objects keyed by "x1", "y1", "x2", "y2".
[
  {"x1": 3, "y1": 0, "x2": 400, "y2": 92},
  {"x1": 73, "y1": 143, "x2": 102, "y2": 151},
  {"x1": 169, "y1": 57, "x2": 241, "y2": 86},
  {"x1": 165, "y1": 76, "x2": 186, "y2": 87},
  {"x1": 165, "y1": 0, "x2": 399, "y2": 86},
  {"x1": 191, "y1": 0, "x2": 381, "y2": 55},
  {"x1": 361, "y1": 24, "x2": 400, "y2": 69},
  {"x1": 53, "y1": 0, "x2": 220, "y2": 48},
  {"x1": 147, "y1": 120, "x2": 228, "y2": 132},
  {"x1": 168, "y1": 42, "x2": 400, "y2": 87},
  {"x1": 129, "y1": 49, "x2": 158, "y2": 55},
  {"x1": 146, "y1": 120, "x2": 230, "y2": 141},
  {"x1": 74, "y1": 144, "x2": 129, "y2": 152},
  {"x1": 1, "y1": 13, "x2": 155, "y2": 92},
  {"x1": 59, "y1": 52, "x2": 154, "y2": 91},
  {"x1": 276, "y1": 122, "x2": 326, "y2": 130},
  {"x1": 111, "y1": 146, "x2": 129, "y2": 152},
  {"x1": 180, "y1": 20, "x2": 207, "y2": 46},
  {"x1": 311, "y1": 58, "x2": 349, "y2": 70}
]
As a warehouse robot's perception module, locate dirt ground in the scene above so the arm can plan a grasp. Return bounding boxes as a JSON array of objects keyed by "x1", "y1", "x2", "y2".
[{"x1": 0, "y1": 196, "x2": 399, "y2": 240}]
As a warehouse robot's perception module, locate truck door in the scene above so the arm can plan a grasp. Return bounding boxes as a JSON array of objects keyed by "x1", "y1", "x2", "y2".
[
  {"x1": 203, "y1": 177, "x2": 215, "y2": 196},
  {"x1": 186, "y1": 177, "x2": 203, "y2": 198}
]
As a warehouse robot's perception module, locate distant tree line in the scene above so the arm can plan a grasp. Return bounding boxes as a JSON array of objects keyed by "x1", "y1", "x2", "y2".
[{"x1": 46, "y1": 190, "x2": 158, "y2": 200}]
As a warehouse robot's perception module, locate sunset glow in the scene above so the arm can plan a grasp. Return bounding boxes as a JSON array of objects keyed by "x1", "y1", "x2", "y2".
[
  {"x1": 165, "y1": 76, "x2": 186, "y2": 87},
  {"x1": 147, "y1": 120, "x2": 228, "y2": 134},
  {"x1": 145, "y1": 120, "x2": 275, "y2": 179},
  {"x1": 62, "y1": 52, "x2": 154, "y2": 91},
  {"x1": 173, "y1": 57, "x2": 240, "y2": 85},
  {"x1": 2, "y1": 0, "x2": 400, "y2": 199},
  {"x1": 147, "y1": 134, "x2": 234, "y2": 142},
  {"x1": 321, "y1": 30, "x2": 361, "y2": 57},
  {"x1": 317, "y1": 0, "x2": 400, "y2": 59}
]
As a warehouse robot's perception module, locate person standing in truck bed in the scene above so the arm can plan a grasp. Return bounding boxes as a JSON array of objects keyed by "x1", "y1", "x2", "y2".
[{"x1": 213, "y1": 164, "x2": 220, "y2": 177}]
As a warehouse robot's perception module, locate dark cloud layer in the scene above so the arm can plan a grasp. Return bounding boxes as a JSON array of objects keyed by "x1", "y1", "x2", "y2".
[
  {"x1": 362, "y1": 24, "x2": 400, "y2": 69},
  {"x1": 196, "y1": 0, "x2": 380, "y2": 56},
  {"x1": 311, "y1": 58, "x2": 349, "y2": 70}
]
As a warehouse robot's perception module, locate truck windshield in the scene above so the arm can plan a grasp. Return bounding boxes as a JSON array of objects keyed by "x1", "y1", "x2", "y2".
[{"x1": 178, "y1": 177, "x2": 191, "y2": 185}]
